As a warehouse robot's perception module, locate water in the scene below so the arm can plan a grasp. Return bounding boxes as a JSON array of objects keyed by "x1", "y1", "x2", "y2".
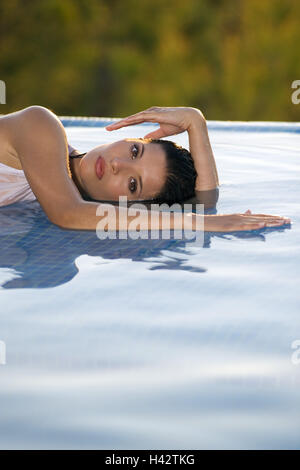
[{"x1": 0, "y1": 119, "x2": 299, "y2": 449}]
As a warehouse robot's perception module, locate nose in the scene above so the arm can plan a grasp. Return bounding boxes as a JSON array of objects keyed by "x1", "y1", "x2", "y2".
[{"x1": 111, "y1": 157, "x2": 132, "y2": 175}]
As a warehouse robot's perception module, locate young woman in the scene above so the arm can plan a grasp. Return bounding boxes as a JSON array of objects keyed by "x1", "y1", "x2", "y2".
[{"x1": 0, "y1": 105, "x2": 291, "y2": 232}]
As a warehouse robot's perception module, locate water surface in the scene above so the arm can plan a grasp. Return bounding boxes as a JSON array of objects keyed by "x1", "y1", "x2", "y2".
[{"x1": 0, "y1": 119, "x2": 299, "y2": 449}]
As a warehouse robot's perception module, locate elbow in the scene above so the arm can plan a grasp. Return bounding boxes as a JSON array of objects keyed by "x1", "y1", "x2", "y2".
[
  {"x1": 194, "y1": 187, "x2": 219, "y2": 208},
  {"x1": 46, "y1": 207, "x2": 75, "y2": 230},
  {"x1": 210, "y1": 187, "x2": 219, "y2": 207},
  {"x1": 51, "y1": 218, "x2": 70, "y2": 230},
  {"x1": 48, "y1": 214, "x2": 69, "y2": 230}
]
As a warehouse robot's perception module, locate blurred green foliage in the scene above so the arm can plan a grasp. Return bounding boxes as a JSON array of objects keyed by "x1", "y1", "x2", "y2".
[{"x1": 0, "y1": 0, "x2": 299, "y2": 120}]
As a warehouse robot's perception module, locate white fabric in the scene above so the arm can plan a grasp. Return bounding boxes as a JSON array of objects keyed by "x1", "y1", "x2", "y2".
[
  {"x1": 0, "y1": 145, "x2": 75, "y2": 207},
  {"x1": 0, "y1": 163, "x2": 37, "y2": 207}
]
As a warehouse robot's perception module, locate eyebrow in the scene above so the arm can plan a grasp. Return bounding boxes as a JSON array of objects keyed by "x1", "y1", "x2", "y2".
[{"x1": 138, "y1": 142, "x2": 144, "y2": 197}]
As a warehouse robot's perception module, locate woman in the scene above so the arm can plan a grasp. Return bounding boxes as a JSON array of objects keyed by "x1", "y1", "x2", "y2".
[{"x1": 0, "y1": 105, "x2": 291, "y2": 232}]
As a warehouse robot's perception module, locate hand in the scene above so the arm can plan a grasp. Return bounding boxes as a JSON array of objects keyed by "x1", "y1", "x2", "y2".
[
  {"x1": 204, "y1": 210, "x2": 291, "y2": 232},
  {"x1": 105, "y1": 106, "x2": 204, "y2": 139}
]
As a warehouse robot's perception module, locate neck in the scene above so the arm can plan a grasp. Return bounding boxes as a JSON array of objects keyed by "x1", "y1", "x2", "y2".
[{"x1": 69, "y1": 153, "x2": 89, "y2": 199}]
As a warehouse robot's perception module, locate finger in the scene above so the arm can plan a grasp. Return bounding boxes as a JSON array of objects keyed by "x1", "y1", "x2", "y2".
[
  {"x1": 235, "y1": 221, "x2": 278, "y2": 231},
  {"x1": 105, "y1": 122, "x2": 131, "y2": 131},
  {"x1": 105, "y1": 113, "x2": 147, "y2": 128},
  {"x1": 248, "y1": 213, "x2": 290, "y2": 219},
  {"x1": 245, "y1": 220, "x2": 288, "y2": 228},
  {"x1": 246, "y1": 216, "x2": 290, "y2": 222},
  {"x1": 125, "y1": 111, "x2": 148, "y2": 118},
  {"x1": 258, "y1": 217, "x2": 291, "y2": 223},
  {"x1": 120, "y1": 110, "x2": 156, "y2": 122},
  {"x1": 143, "y1": 129, "x2": 165, "y2": 139},
  {"x1": 240, "y1": 213, "x2": 291, "y2": 222},
  {"x1": 123, "y1": 114, "x2": 157, "y2": 124},
  {"x1": 106, "y1": 110, "x2": 160, "y2": 131},
  {"x1": 105, "y1": 119, "x2": 127, "y2": 130},
  {"x1": 105, "y1": 119, "x2": 145, "y2": 131},
  {"x1": 107, "y1": 115, "x2": 157, "y2": 130},
  {"x1": 226, "y1": 222, "x2": 265, "y2": 232},
  {"x1": 131, "y1": 107, "x2": 159, "y2": 116},
  {"x1": 264, "y1": 220, "x2": 291, "y2": 226},
  {"x1": 243, "y1": 222, "x2": 267, "y2": 230}
]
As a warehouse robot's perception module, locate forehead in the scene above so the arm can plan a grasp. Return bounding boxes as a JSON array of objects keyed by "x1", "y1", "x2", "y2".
[{"x1": 126, "y1": 138, "x2": 167, "y2": 200}]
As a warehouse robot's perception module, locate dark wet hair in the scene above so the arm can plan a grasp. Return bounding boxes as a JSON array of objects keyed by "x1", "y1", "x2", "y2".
[
  {"x1": 149, "y1": 139, "x2": 197, "y2": 204},
  {"x1": 79, "y1": 138, "x2": 197, "y2": 205}
]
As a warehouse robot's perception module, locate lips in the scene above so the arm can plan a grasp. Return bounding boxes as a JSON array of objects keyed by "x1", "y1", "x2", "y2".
[{"x1": 95, "y1": 156, "x2": 105, "y2": 180}]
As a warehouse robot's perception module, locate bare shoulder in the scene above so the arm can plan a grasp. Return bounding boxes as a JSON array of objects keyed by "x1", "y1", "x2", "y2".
[
  {"x1": 1, "y1": 105, "x2": 62, "y2": 131},
  {"x1": 1, "y1": 105, "x2": 62, "y2": 124},
  {"x1": 0, "y1": 106, "x2": 66, "y2": 168},
  {"x1": 0, "y1": 106, "x2": 80, "y2": 226},
  {"x1": 1, "y1": 106, "x2": 67, "y2": 160}
]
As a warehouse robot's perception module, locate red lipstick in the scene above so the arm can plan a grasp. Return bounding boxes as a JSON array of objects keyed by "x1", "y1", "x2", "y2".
[{"x1": 95, "y1": 156, "x2": 105, "y2": 180}]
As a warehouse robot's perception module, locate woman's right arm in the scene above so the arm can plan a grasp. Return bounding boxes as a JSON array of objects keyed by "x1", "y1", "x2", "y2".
[{"x1": 63, "y1": 204, "x2": 291, "y2": 232}]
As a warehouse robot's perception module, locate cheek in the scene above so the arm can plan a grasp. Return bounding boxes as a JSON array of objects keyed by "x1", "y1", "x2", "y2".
[
  {"x1": 106, "y1": 177, "x2": 125, "y2": 198},
  {"x1": 80, "y1": 155, "x2": 96, "y2": 181},
  {"x1": 94, "y1": 176, "x2": 127, "y2": 200},
  {"x1": 147, "y1": 176, "x2": 165, "y2": 198}
]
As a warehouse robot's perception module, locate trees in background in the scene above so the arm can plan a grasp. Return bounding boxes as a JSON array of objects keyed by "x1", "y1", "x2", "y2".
[{"x1": 0, "y1": 0, "x2": 299, "y2": 120}]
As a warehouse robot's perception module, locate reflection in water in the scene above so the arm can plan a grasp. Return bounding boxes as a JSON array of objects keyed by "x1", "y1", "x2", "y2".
[
  {"x1": 0, "y1": 201, "x2": 285, "y2": 289},
  {"x1": 0, "y1": 122, "x2": 298, "y2": 449}
]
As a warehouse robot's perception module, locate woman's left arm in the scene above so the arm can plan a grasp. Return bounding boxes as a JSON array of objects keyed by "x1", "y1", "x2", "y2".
[{"x1": 187, "y1": 111, "x2": 219, "y2": 191}]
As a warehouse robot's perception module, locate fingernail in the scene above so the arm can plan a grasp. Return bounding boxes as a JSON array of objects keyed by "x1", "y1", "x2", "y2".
[{"x1": 267, "y1": 221, "x2": 284, "y2": 226}]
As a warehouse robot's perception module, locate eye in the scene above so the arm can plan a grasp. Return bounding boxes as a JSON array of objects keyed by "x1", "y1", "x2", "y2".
[
  {"x1": 129, "y1": 177, "x2": 137, "y2": 193},
  {"x1": 131, "y1": 143, "x2": 139, "y2": 160}
]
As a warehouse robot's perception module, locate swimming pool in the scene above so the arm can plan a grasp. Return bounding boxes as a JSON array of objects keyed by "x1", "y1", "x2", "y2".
[{"x1": 0, "y1": 118, "x2": 299, "y2": 449}]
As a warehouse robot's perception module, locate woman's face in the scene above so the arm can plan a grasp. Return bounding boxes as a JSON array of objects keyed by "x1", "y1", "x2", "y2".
[{"x1": 75, "y1": 138, "x2": 167, "y2": 202}]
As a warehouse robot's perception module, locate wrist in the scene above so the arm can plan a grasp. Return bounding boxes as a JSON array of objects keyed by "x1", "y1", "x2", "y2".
[
  {"x1": 182, "y1": 212, "x2": 206, "y2": 232},
  {"x1": 187, "y1": 109, "x2": 206, "y2": 131}
]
